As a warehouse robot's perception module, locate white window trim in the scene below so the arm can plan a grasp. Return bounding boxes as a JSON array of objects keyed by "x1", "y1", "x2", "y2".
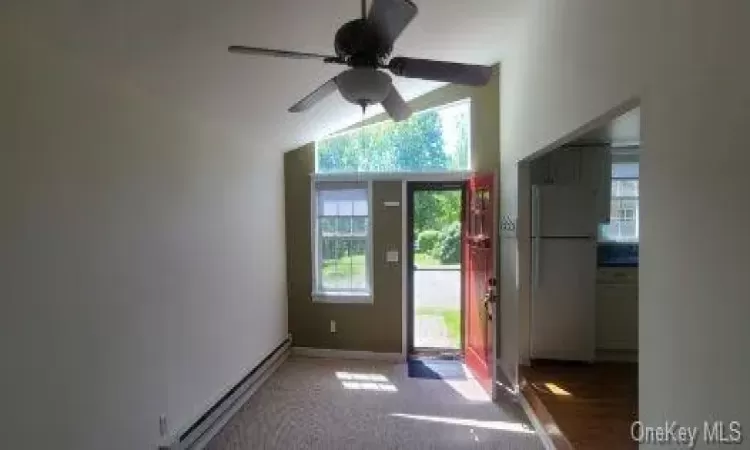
[
  {"x1": 311, "y1": 179, "x2": 374, "y2": 304},
  {"x1": 600, "y1": 177, "x2": 640, "y2": 243},
  {"x1": 311, "y1": 171, "x2": 471, "y2": 183}
]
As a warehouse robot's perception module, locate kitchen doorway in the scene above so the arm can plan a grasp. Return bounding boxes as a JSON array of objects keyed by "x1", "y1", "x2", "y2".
[
  {"x1": 406, "y1": 182, "x2": 465, "y2": 356},
  {"x1": 518, "y1": 104, "x2": 640, "y2": 450}
]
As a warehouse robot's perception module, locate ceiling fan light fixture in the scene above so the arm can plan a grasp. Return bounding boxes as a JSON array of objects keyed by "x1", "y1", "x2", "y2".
[
  {"x1": 229, "y1": 0, "x2": 492, "y2": 120},
  {"x1": 336, "y1": 68, "x2": 392, "y2": 107}
]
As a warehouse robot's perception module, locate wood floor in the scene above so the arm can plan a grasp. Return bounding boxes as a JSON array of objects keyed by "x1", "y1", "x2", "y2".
[{"x1": 521, "y1": 361, "x2": 637, "y2": 450}]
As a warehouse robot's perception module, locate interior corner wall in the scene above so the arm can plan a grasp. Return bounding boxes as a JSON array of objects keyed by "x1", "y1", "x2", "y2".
[
  {"x1": 499, "y1": 0, "x2": 750, "y2": 440},
  {"x1": 284, "y1": 146, "x2": 403, "y2": 353},
  {"x1": 0, "y1": 19, "x2": 288, "y2": 450}
]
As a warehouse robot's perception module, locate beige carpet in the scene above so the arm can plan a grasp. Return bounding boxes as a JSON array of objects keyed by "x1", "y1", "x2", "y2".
[{"x1": 207, "y1": 356, "x2": 544, "y2": 450}]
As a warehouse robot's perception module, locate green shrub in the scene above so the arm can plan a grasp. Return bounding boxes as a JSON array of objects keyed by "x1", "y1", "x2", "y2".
[
  {"x1": 437, "y1": 222, "x2": 461, "y2": 264},
  {"x1": 416, "y1": 229, "x2": 441, "y2": 254}
]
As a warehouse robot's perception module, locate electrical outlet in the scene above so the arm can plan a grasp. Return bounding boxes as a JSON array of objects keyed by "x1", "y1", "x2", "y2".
[
  {"x1": 330, "y1": 320, "x2": 337, "y2": 333},
  {"x1": 159, "y1": 415, "x2": 168, "y2": 437}
]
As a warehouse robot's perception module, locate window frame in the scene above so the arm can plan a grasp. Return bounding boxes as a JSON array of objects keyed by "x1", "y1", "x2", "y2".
[
  {"x1": 310, "y1": 178, "x2": 374, "y2": 303},
  {"x1": 600, "y1": 176, "x2": 640, "y2": 243},
  {"x1": 314, "y1": 98, "x2": 472, "y2": 175}
]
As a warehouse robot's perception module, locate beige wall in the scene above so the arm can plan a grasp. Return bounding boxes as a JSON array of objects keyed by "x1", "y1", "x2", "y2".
[
  {"x1": 285, "y1": 73, "x2": 500, "y2": 353},
  {"x1": 285, "y1": 147, "x2": 403, "y2": 352},
  {"x1": 499, "y1": 0, "x2": 750, "y2": 438}
]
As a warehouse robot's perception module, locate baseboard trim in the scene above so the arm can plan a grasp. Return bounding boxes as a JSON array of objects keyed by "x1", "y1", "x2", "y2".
[
  {"x1": 519, "y1": 379, "x2": 574, "y2": 450},
  {"x1": 159, "y1": 337, "x2": 291, "y2": 450},
  {"x1": 517, "y1": 384, "x2": 558, "y2": 450},
  {"x1": 293, "y1": 346, "x2": 404, "y2": 362}
]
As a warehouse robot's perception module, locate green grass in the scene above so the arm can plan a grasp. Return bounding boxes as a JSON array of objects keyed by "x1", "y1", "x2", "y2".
[
  {"x1": 324, "y1": 252, "x2": 450, "y2": 275},
  {"x1": 322, "y1": 255, "x2": 366, "y2": 282},
  {"x1": 414, "y1": 252, "x2": 441, "y2": 266},
  {"x1": 415, "y1": 306, "x2": 461, "y2": 347}
]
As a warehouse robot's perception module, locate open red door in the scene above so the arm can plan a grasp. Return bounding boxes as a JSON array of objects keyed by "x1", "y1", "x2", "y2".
[{"x1": 463, "y1": 173, "x2": 496, "y2": 393}]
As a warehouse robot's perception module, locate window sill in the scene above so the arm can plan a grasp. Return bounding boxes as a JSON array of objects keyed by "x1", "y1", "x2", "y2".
[{"x1": 312, "y1": 292, "x2": 373, "y2": 304}]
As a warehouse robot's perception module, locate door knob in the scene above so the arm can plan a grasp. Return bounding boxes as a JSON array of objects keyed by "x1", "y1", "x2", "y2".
[
  {"x1": 483, "y1": 292, "x2": 494, "y2": 320},
  {"x1": 486, "y1": 277, "x2": 498, "y2": 303}
]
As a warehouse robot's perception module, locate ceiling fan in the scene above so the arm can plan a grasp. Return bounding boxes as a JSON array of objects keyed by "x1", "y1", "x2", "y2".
[{"x1": 228, "y1": 0, "x2": 493, "y2": 122}]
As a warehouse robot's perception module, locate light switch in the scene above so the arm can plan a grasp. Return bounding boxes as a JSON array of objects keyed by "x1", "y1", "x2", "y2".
[{"x1": 386, "y1": 250, "x2": 399, "y2": 262}]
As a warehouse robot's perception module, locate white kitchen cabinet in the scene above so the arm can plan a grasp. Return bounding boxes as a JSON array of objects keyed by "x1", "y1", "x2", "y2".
[
  {"x1": 597, "y1": 266, "x2": 638, "y2": 284},
  {"x1": 530, "y1": 146, "x2": 612, "y2": 224},
  {"x1": 530, "y1": 148, "x2": 581, "y2": 185},
  {"x1": 578, "y1": 146, "x2": 612, "y2": 224},
  {"x1": 596, "y1": 149, "x2": 611, "y2": 224},
  {"x1": 596, "y1": 268, "x2": 638, "y2": 351}
]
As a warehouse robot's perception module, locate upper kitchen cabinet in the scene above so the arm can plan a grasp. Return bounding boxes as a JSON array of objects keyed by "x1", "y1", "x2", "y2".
[
  {"x1": 529, "y1": 147, "x2": 580, "y2": 185},
  {"x1": 529, "y1": 146, "x2": 612, "y2": 223},
  {"x1": 580, "y1": 147, "x2": 612, "y2": 224}
]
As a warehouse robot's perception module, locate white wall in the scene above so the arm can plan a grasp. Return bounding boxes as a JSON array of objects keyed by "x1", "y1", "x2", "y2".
[
  {"x1": 0, "y1": 13, "x2": 287, "y2": 450},
  {"x1": 500, "y1": 0, "x2": 750, "y2": 441}
]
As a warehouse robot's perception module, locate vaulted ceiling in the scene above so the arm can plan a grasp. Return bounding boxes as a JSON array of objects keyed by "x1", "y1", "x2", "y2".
[
  {"x1": 8, "y1": 0, "x2": 523, "y2": 152},
  {"x1": 574, "y1": 107, "x2": 641, "y2": 146}
]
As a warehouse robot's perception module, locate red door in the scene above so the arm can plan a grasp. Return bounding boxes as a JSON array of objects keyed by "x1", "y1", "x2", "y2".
[{"x1": 463, "y1": 173, "x2": 496, "y2": 393}]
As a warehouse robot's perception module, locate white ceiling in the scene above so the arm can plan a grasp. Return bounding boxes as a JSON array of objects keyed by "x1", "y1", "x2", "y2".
[{"x1": 12, "y1": 0, "x2": 524, "y2": 152}]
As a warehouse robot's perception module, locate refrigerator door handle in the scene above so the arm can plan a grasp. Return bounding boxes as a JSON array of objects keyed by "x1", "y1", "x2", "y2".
[
  {"x1": 533, "y1": 237, "x2": 540, "y2": 289},
  {"x1": 532, "y1": 187, "x2": 541, "y2": 289}
]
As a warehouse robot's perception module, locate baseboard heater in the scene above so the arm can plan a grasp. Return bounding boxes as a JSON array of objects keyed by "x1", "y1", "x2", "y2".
[{"x1": 160, "y1": 337, "x2": 291, "y2": 450}]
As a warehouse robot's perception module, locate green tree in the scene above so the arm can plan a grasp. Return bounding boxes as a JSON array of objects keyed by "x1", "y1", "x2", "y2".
[
  {"x1": 435, "y1": 190, "x2": 461, "y2": 226},
  {"x1": 452, "y1": 111, "x2": 470, "y2": 170},
  {"x1": 413, "y1": 191, "x2": 440, "y2": 233},
  {"x1": 391, "y1": 110, "x2": 448, "y2": 172},
  {"x1": 316, "y1": 109, "x2": 449, "y2": 173},
  {"x1": 413, "y1": 190, "x2": 461, "y2": 234},
  {"x1": 317, "y1": 110, "x2": 461, "y2": 245},
  {"x1": 437, "y1": 221, "x2": 461, "y2": 264},
  {"x1": 416, "y1": 229, "x2": 441, "y2": 254}
]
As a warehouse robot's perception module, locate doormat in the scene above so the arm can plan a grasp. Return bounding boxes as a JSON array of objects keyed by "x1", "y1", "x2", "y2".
[{"x1": 407, "y1": 358, "x2": 467, "y2": 380}]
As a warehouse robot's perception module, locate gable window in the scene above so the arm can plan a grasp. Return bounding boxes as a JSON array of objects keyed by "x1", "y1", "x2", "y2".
[
  {"x1": 312, "y1": 181, "x2": 372, "y2": 302},
  {"x1": 315, "y1": 99, "x2": 470, "y2": 174},
  {"x1": 599, "y1": 162, "x2": 639, "y2": 243}
]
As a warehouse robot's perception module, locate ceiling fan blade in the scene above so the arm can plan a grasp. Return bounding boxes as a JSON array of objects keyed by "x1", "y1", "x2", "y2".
[
  {"x1": 388, "y1": 57, "x2": 493, "y2": 86},
  {"x1": 289, "y1": 78, "x2": 339, "y2": 113},
  {"x1": 381, "y1": 86, "x2": 412, "y2": 122},
  {"x1": 368, "y1": 0, "x2": 417, "y2": 47},
  {"x1": 228, "y1": 45, "x2": 335, "y2": 61}
]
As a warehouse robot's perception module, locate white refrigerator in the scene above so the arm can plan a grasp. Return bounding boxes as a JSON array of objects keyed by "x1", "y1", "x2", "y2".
[{"x1": 530, "y1": 185, "x2": 598, "y2": 362}]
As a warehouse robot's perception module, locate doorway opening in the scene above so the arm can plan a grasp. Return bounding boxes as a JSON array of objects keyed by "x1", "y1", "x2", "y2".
[
  {"x1": 406, "y1": 182, "x2": 465, "y2": 357},
  {"x1": 519, "y1": 104, "x2": 640, "y2": 450}
]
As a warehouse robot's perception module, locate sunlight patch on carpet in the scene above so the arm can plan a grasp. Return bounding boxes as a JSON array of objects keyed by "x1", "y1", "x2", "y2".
[
  {"x1": 336, "y1": 371, "x2": 398, "y2": 392},
  {"x1": 389, "y1": 413, "x2": 536, "y2": 434}
]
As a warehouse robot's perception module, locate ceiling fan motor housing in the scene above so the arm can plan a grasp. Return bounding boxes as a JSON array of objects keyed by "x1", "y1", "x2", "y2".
[
  {"x1": 334, "y1": 19, "x2": 392, "y2": 66},
  {"x1": 335, "y1": 68, "x2": 392, "y2": 107}
]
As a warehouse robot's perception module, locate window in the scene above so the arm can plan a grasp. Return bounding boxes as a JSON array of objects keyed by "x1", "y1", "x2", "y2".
[
  {"x1": 599, "y1": 163, "x2": 639, "y2": 243},
  {"x1": 312, "y1": 181, "x2": 372, "y2": 302},
  {"x1": 315, "y1": 99, "x2": 470, "y2": 174}
]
